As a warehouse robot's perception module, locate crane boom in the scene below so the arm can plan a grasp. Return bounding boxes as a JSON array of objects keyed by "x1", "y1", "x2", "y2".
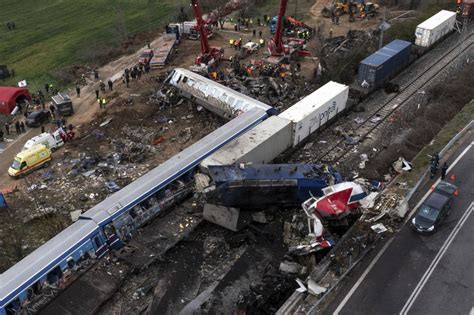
[
  {"x1": 274, "y1": 0, "x2": 288, "y2": 54},
  {"x1": 191, "y1": 0, "x2": 210, "y2": 54}
]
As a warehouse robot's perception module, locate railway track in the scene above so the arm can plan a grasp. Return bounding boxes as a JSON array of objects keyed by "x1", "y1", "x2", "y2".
[{"x1": 316, "y1": 31, "x2": 474, "y2": 164}]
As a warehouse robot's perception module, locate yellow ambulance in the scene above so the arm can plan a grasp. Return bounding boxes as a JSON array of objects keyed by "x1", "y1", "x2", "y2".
[{"x1": 8, "y1": 144, "x2": 52, "y2": 178}]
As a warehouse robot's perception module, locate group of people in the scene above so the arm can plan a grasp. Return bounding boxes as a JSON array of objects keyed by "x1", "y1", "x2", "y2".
[
  {"x1": 121, "y1": 64, "x2": 149, "y2": 88},
  {"x1": 3, "y1": 120, "x2": 26, "y2": 137},
  {"x1": 430, "y1": 153, "x2": 449, "y2": 180}
]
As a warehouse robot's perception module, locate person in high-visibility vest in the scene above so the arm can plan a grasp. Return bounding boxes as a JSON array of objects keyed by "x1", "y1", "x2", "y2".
[
  {"x1": 259, "y1": 38, "x2": 265, "y2": 47},
  {"x1": 229, "y1": 39, "x2": 235, "y2": 47}
]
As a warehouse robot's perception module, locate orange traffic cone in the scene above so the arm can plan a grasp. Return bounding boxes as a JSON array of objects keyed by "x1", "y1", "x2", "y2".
[{"x1": 450, "y1": 174, "x2": 456, "y2": 181}]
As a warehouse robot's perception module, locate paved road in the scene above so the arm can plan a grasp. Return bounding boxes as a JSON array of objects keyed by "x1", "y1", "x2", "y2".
[{"x1": 327, "y1": 137, "x2": 474, "y2": 315}]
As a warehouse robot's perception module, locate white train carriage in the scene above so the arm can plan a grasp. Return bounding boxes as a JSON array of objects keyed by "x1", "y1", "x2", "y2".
[{"x1": 167, "y1": 68, "x2": 276, "y2": 119}]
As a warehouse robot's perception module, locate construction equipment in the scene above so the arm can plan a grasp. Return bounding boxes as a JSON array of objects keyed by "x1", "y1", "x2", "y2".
[
  {"x1": 321, "y1": 1, "x2": 379, "y2": 20},
  {"x1": 191, "y1": 0, "x2": 224, "y2": 68}
]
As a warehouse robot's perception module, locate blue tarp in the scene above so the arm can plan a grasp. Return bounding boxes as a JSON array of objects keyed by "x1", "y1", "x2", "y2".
[{"x1": 0, "y1": 193, "x2": 7, "y2": 209}]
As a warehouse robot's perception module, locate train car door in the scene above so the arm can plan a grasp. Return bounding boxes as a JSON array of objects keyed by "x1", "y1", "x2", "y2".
[
  {"x1": 92, "y1": 233, "x2": 109, "y2": 258},
  {"x1": 103, "y1": 222, "x2": 123, "y2": 250}
]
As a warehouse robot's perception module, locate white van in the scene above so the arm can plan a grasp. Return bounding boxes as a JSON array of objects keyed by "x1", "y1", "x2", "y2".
[{"x1": 22, "y1": 132, "x2": 64, "y2": 151}]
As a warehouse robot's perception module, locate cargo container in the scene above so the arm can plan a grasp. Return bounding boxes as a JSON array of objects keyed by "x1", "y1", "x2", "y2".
[
  {"x1": 461, "y1": 0, "x2": 474, "y2": 18},
  {"x1": 358, "y1": 39, "x2": 412, "y2": 89},
  {"x1": 200, "y1": 116, "x2": 292, "y2": 172},
  {"x1": 415, "y1": 10, "x2": 456, "y2": 48},
  {"x1": 279, "y1": 81, "x2": 349, "y2": 147},
  {"x1": 149, "y1": 34, "x2": 178, "y2": 69}
]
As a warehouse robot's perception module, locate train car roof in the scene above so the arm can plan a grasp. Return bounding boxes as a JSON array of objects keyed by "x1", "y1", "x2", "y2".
[
  {"x1": 80, "y1": 107, "x2": 268, "y2": 225},
  {"x1": 170, "y1": 68, "x2": 273, "y2": 111},
  {"x1": 360, "y1": 39, "x2": 412, "y2": 67},
  {"x1": 0, "y1": 220, "x2": 98, "y2": 305}
]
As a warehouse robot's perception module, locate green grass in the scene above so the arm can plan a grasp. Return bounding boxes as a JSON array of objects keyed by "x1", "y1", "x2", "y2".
[
  {"x1": 0, "y1": 0, "x2": 177, "y2": 92},
  {"x1": 383, "y1": 1, "x2": 457, "y2": 44},
  {"x1": 394, "y1": 100, "x2": 474, "y2": 189}
]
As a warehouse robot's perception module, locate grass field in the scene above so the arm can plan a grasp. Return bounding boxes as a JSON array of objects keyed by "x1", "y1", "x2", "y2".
[{"x1": 0, "y1": 0, "x2": 178, "y2": 91}]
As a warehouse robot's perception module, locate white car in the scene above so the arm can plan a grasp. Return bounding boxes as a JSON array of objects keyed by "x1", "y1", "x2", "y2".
[{"x1": 242, "y1": 42, "x2": 259, "y2": 55}]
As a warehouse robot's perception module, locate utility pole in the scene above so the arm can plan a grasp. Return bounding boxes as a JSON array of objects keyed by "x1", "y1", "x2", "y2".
[
  {"x1": 378, "y1": 8, "x2": 390, "y2": 49},
  {"x1": 294, "y1": 0, "x2": 297, "y2": 19}
]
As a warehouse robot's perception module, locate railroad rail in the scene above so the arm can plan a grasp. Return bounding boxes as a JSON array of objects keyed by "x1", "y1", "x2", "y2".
[{"x1": 317, "y1": 31, "x2": 474, "y2": 164}]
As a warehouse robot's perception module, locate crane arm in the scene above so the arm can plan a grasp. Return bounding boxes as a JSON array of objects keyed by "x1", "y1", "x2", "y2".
[
  {"x1": 191, "y1": 0, "x2": 210, "y2": 54},
  {"x1": 274, "y1": 0, "x2": 288, "y2": 54}
]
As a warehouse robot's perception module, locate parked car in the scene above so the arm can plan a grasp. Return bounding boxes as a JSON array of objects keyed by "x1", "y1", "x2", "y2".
[
  {"x1": 411, "y1": 181, "x2": 458, "y2": 234},
  {"x1": 242, "y1": 42, "x2": 259, "y2": 56},
  {"x1": 25, "y1": 110, "x2": 49, "y2": 127},
  {"x1": 138, "y1": 49, "x2": 154, "y2": 65}
]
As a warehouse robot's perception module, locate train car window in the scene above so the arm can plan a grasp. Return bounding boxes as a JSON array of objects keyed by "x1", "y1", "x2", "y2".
[
  {"x1": 94, "y1": 237, "x2": 101, "y2": 248},
  {"x1": 182, "y1": 76, "x2": 187, "y2": 83},
  {"x1": 220, "y1": 94, "x2": 228, "y2": 102},
  {"x1": 227, "y1": 97, "x2": 235, "y2": 106},
  {"x1": 235, "y1": 100, "x2": 244, "y2": 109},
  {"x1": 66, "y1": 257, "x2": 76, "y2": 269},
  {"x1": 104, "y1": 223, "x2": 117, "y2": 238},
  {"x1": 46, "y1": 266, "x2": 63, "y2": 284},
  {"x1": 6, "y1": 298, "x2": 21, "y2": 315}
]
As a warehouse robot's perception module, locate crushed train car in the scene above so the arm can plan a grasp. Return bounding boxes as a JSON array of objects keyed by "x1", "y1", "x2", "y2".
[{"x1": 205, "y1": 164, "x2": 342, "y2": 209}]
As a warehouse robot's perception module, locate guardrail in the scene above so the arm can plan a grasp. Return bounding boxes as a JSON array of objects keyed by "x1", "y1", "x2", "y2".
[{"x1": 401, "y1": 118, "x2": 474, "y2": 211}]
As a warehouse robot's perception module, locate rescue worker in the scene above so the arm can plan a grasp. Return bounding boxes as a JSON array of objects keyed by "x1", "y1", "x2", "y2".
[
  {"x1": 20, "y1": 121, "x2": 25, "y2": 133},
  {"x1": 94, "y1": 69, "x2": 99, "y2": 80},
  {"x1": 229, "y1": 38, "x2": 235, "y2": 47},
  {"x1": 253, "y1": 29, "x2": 256, "y2": 37},
  {"x1": 76, "y1": 84, "x2": 80, "y2": 97},
  {"x1": 95, "y1": 88, "x2": 100, "y2": 99},
  {"x1": 44, "y1": 83, "x2": 49, "y2": 93},
  {"x1": 4, "y1": 122, "x2": 10, "y2": 135},
  {"x1": 98, "y1": 97, "x2": 107, "y2": 109},
  {"x1": 259, "y1": 38, "x2": 265, "y2": 47},
  {"x1": 441, "y1": 162, "x2": 448, "y2": 180},
  {"x1": 259, "y1": 30, "x2": 262, "y2": 37},
  {"x1": 99, "y1": 80, "x2": 106, "y2": 92},
  {"x1": 108, "y1": 79, "x2": 113, "y2": 91},
  {"x1": 15, "y1": 121, "x2": 20, "y2": 134}
]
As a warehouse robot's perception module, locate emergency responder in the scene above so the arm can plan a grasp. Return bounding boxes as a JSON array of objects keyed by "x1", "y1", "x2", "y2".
[
  {"x1": 76, "y1": 84, "x2": 80, "y2": 97},
  {"x1": 229, "y1": 38, "x2": 235, "y2": 47},
  {"x1": 441, "y1": 162, "x2": 448, "y2": 180},
  {"x1": 108, "y1": 79, "x2": 113, "y2": 91},
  {"x1": 259, "y1": 38, "x2": 265, "y2": 47}
]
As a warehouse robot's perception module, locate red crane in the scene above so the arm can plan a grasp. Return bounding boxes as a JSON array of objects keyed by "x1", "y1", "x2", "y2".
[
  {"x1": 268, "y1": 0, "x2": 288, "y2": 55},
  {"x1": 191, "y1": 0, "x2": 224, "y2": 67}
]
